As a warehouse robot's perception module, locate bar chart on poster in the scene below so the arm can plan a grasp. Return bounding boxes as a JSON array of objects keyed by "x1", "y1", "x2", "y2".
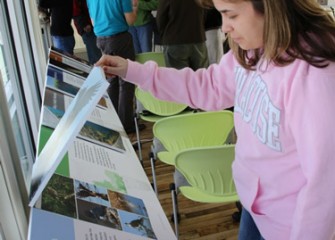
[{"x1": 27, "y1": 49, "x2": 176, "y2": 240}]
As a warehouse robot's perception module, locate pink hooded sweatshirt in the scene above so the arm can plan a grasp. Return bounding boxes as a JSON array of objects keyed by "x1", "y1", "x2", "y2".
[{"x1": 125, "y1": 51, "x2": 335, "y2": 240}]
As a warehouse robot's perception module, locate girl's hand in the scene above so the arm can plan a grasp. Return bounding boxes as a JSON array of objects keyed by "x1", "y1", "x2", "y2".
[{"x1": 95, "y1": 55, "x2": 128, "y2": 79}]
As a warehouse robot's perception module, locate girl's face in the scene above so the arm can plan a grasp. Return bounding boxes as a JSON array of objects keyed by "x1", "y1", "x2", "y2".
[{"x1": 213, "y1": 0, "x2": 264, "y2": 50}]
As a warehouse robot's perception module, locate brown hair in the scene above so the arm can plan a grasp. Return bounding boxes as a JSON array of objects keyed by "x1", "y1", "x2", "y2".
[{"x1": 198, "y1": 0, "x2": 335, "y2": 69}]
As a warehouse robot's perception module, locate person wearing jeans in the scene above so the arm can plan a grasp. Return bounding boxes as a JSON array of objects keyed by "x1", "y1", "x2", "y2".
[
  {"x1": 38, "y1": 0, "x2": 75, "y2": 55},
  {"x1": 128, "y1": 0, "x2": 158, "y2": 54},
  {"x1": 95, "y1": 0, "x2": 335, "y2": 238},
  {"x1": 238, "y1": 208, "x2": 264, "y2": 240},
  {"x1": 51, "y1": 36, "x2": 75, "y2": 55},
  {"x1": 73, "y1": 0, "x2": 101, "y2": 65}
]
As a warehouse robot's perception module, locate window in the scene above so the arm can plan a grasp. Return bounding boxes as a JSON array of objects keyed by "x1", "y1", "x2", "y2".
[
  {"x1": 0, "y1": 1, "x2": 48, "y2": 238},
  {"x1": 0, "y1": 0, "x2": 44, "y2": 193}
]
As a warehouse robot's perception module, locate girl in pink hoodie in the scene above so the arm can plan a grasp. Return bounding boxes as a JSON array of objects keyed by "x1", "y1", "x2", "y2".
[{"x1": 96, "y1": 0, "x2": 335, "y2": 239}]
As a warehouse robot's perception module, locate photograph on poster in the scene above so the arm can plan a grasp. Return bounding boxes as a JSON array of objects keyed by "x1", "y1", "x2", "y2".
[
  {"x1": 40, "y1": 173, "x2": 157, "y2": 239},
  {"x1": 46, "y1": 67, "x2": 108, "y2": 109},
  {"x1": 43, "y1": 105, "x2": 126, "y2": 153},
  {"x1": 49, "y1": 50, "x2": 90, "y2": 78}
]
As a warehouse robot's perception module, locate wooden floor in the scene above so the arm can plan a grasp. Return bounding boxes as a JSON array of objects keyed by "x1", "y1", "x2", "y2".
[{"x1": 128, "y1": 121, "x2": 240, "y2": 240}]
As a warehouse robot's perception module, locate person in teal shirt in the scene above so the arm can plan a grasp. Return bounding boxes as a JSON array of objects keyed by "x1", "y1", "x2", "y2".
[{"x1": 86, "y1": 0, "x2": 143, "y2": 134}]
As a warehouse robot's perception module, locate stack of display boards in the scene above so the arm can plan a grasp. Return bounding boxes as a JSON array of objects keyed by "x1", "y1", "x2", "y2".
[{"x1": 28, "y1": 48, "x2": 176, "y2": 240}]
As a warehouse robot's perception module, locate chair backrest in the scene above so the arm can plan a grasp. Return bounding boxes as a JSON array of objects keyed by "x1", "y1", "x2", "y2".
[
  {"x1": 153, "y1": 110, "x2": 234, "y2": 152},
  {"x1": 135, "y1": 52, "x2": 166, "y2": 67},
  {"x1": 135, "y1": 88, "x2": 188, "y2": 116},
  {"x1": 135, "y1": 52, "x2": 189, "y2": 116},
  {"x1": 175, "y1": 145, "x2": 237, "y2": 197}
]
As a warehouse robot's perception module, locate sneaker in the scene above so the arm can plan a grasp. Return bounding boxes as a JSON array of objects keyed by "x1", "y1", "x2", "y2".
[{"x1": 125, "y1": 123, "x2": 146, "y2": 134}]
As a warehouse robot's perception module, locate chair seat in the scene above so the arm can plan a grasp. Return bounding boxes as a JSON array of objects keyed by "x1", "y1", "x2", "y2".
[
  {"x1": 139, "y1": 109, "x2": 194, "y2": 123},
  {"x1": 157, "y1": 151, "x2": 175, "y2": 165},
  {"x1": 179, "y1": 186, "x2": 239, "y2": 203},
  {"x1": 139, "y1": 113, "x2": 166, "y2": 123}
]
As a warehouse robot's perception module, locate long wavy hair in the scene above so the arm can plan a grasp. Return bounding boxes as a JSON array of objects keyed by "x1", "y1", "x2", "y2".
[{"x1": 198, "y1": 0, "x2": 335, "y2": 70}]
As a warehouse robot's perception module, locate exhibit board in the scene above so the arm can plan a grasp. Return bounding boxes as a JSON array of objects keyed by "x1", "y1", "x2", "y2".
[{"x1": 28, "y1": 49, "x2": 176, "y2": 240}]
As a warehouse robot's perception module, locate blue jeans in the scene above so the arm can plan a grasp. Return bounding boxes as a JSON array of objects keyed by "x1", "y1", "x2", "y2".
[
  {"x1": 238, "y1": 208, "x2": 265, "y2": 240},
  {"x1": 81, "y1": 31, "x2": 102, "y2": 65},
  {"x1": 128, "y1": 22, "x2": 154, "y2": 54},
  {"x1": 52, "y1": 35, "x2": 75, "y2": 55}
]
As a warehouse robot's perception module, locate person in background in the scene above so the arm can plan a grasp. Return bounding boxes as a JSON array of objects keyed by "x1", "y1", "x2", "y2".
[
  {"x1": 95, "y1": 0, "x2": 335, "y2": 239},
  {"x1": 38, "y1": 0, "x2": 75, "y2": 55},
  {"x1": 204, "y1": 7, "x2": 224, "y2": 64},
  {"x1": 73, "y1": 0, "x2": 102, "y2": 65},
  {"x1": 86, "y1": 0, "x2": 144, "y2": 134},
  {"x1": 156, "y1": 0, "x2": 209, "y2": 70},
  {"x1": 128, "y1": 0, "x2": 158, "y2": 54}
]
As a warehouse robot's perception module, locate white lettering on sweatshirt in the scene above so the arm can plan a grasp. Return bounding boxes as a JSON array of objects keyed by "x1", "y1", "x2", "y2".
[{"x1": 234, "y1": 67, "x2": 282, "y2": 152}]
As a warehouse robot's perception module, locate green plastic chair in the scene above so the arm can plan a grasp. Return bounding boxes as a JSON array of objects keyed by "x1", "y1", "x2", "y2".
[
  {"x1": 134, "y1": 53, "x2": 189, "y2": 121},
  {"x1": 135, "y1": 51, "x2": 166, "y2": 67},
  {"x1": 150, "y1": 110, "x2": 234, "y2": 198},
  {"x1": 153, "y1": 110, "x2": 234, "y2": 166},
  {"x1": 135, "y1": 88, "x2": 189, "y2": 121},
  {"x1": 172, "y1": 145, "x2": 239, "y2": 237},
  {"x1": 134, "y1": 52, "x2": 193, "y2": 180}
]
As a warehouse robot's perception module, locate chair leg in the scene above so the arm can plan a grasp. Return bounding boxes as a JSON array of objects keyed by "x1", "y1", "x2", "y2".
[
  {"x1": 134, "y1": 116, "x2": 143, "y2": 165},
  {"x1": 149, "y1": 151, "x2": 158, "y2": 195},
  {"x1": 170, "y1": 183, "x2": 179, "y2": 239},
  {"x1": 149, "y1": 138, "x2": 166, "y2": 196}
]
